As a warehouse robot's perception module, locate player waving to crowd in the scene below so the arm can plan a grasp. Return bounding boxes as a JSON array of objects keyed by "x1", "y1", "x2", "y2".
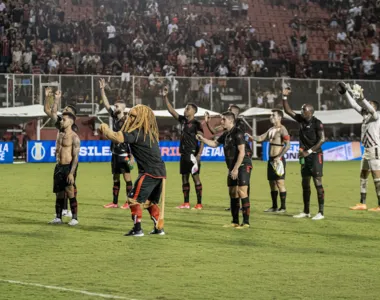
[{"x1": 282, "y1": 87, "x2": 326, "y2": 220}]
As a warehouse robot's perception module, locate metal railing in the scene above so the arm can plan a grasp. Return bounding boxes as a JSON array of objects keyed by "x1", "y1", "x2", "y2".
[{"x1": 1, "y1": 74, "x2": 378, "y2": 114}]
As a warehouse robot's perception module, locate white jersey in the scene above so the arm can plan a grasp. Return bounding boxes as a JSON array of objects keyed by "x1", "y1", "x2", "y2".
[{"x1": 361, "y1": 112, "x2": 380, "y2": 159}]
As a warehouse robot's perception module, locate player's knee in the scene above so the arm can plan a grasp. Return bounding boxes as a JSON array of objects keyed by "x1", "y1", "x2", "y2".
[
  {"x1": 182, "y1": 175, "x2": 190, "y2": 184},
  {"x1": 302, "y1": 180, "x2": 310, "y2": 190},
  {"x1": 123, "y1": 173, "x2": 131, "y2": 182},
  {"x1": 113, "y1": 174, "x2": 120, "y2": 181},
  {"x1": 142, "y1": 200, "x2": 152, "y2": 209},
  {"x1": 360, "y1": 170, "x2": 370, "y2": 178},
  {"x1": 238, "y1": 186, "x2": 248, "y2": 198},
  {"x1": 229, "y1": 187, "x2": 238, "y2": 198}
]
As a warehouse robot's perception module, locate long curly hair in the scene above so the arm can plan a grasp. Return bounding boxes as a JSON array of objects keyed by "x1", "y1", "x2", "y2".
[{"x1": 121, "y1": 104, "x2": 159, "y2": 145}]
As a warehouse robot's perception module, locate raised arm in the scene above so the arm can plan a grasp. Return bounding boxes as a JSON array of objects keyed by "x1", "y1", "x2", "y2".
[
  {"x1": 99, "y1": 78, "x2": 112, "y2": 113},
  {"x1": 196, "y1": 134, "x2": 220, "y2": 148},
  {"x1": 43, "y1": 87, "x2": 59, "y2": 123},
  {"x1": 282, "y1": 88, "x2": 297, "y2": 118},
  {"x1": 337, "y1": 82, "x2": 362, "y2": 113},
  {"x1": 162, "y1": 86, "x2": 179, "y2": 120},
  {"x1": 67, "y1": 135, "x2": 80, "y2": 185}
]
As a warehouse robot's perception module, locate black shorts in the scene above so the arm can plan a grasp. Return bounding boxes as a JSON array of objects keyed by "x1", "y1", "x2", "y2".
[
  {"x1": 180, "y1": 154, "x2": 200, "y2": 175},
  {"x1": 227, "y1": 164, "x2": 252, "y2": 187},
  {"x1": 111, "y1": 154, "x2": 131, "y2": 175},
  {"x1": 53, "y1": 164, "x2": 76, "y2": 193},
  {"x1": 301, "y1": 152, "x2": 323, "y2": 178},
  {"x1": 128, "y1": 174, "x2": 164, "y2": 204},
  {"x1": 267, "y1": 157, "x2": 286, "y2": 181}
]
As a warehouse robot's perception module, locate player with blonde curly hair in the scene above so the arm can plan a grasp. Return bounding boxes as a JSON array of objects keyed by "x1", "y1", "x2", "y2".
[{"x1": 99, "y1": 105, "x2": 166, "y2": 236}]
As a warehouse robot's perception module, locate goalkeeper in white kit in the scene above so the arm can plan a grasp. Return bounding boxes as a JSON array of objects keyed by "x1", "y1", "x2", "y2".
[{"x1": 338, "y1": 82, "x2": 380, "y2": 211}]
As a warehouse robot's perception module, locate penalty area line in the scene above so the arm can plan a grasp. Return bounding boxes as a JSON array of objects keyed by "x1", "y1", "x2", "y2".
[{"x1": 0, "y1": 279, "x2": 138, "y2": 300}]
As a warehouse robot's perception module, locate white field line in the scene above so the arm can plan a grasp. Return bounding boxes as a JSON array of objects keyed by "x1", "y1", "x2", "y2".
[{"x1": 0, "y1": 279, "x2": 139, "y2": 300}]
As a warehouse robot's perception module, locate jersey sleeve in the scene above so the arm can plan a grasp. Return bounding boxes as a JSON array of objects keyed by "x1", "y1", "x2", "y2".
[
  {"x1": 315, "y1": 119, "x2": 324, "y2": 136},
  {"x1": 178, "y1": 115, "x2": 186, "y2": 124},
  {"x1": 235, "y1": 130, "x2": 245, "y2": 145},
  {"x1": 236, "y1": 119, "x2": 247, "y2": 132},
  {"x1": 216, "y1": 132, "x2": 227, "y2": 145}
]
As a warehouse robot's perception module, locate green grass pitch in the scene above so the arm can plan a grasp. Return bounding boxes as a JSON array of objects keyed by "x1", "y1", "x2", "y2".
[{"x1": 0, "y1": 161, "x2": 379, "y2": 300}]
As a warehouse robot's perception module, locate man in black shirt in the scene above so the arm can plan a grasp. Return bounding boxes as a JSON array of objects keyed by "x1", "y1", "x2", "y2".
[
  {"x1": 197, "y1": 112, "x2": 252, "y2": 228},
  {"x1": 100, "y1": 104, "x2": 166, "y2": 236},
  {"x1": 282, "y1": 88, "x2": 326, "y2": 220},
  {"x1": 163, "y1": 88, "x2": 204, "y2": 210},
  {"x1": 99, "y1": 79, "x2": 133, "y2": 210},
  {"x1": 205, "y1": 104, "x2": 252, "y2": 211},
  {"x1": 44, "y1": 88, "x2": 78, "y2": 218}
]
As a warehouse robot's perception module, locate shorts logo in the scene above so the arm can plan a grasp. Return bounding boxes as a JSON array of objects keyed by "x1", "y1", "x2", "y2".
[{"x1": 31, "y1": 142, "x2": 46, "y2": 161}]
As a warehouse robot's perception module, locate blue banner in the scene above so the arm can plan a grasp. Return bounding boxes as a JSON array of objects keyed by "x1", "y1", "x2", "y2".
[
  {"x1": 27, "y1": 140, "x2": 226, "y2": 163},
  {"x1": 262, "y1": 141, "x2": 364, "y2": 161},
  {"x1": 0, "y1": 142, "x2": 14, "y2": 164}
]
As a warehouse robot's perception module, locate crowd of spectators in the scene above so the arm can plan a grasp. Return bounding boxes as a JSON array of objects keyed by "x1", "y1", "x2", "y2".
[{"x1": 1, "y1": 0, "x2": 380, "y2": 112}]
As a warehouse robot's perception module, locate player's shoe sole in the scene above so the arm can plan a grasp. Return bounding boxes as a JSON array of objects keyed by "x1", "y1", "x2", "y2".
[
  {"x1": 349, "y1": 204, "x2": 367, "y2": 210},
  {"x1": 236, "y1": 224, "x2": 250, "y2": 229},
  {"x1": 68, "y1": 219, "x2": 79, "y2": 226},
  {"x1": 368, "y1": 206, "x2": 380, "y2": 212},
  {"x1": 124, "y1": 229, "x2": 144, "y2": 237},
  {"x1": 150, "y1": 229, "x2": 165, "y2": 235},
  {"x1": 223, "y1": 223, "x2": 240, "y2": 228},
  {"x1": 293, "y1": 212, "x2": 311, "y2": 218}
]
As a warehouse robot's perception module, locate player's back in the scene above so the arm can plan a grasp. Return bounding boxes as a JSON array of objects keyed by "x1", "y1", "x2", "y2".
[{"x1": 126, "y1": 130, "x2": 166, "y2": 178}]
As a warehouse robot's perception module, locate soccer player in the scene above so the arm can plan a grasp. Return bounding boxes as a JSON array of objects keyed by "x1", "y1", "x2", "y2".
[
  {"x1": 338, "y1": 82, "x2": 380, "y2": 211},
  {"x1": 282, "y1": 88, "x2": 326, "y2": 220},
  {"x1": 49, "y1": 111, "x2": 80, "y2": 226},
  {"x1": 197, "y1": 111, "x2": 252, "y2": 228},
  {"x1": 246, "y1": 110, "x2": 290, "y2": 212},
  {"x1": 99, "y1": 79, "x2": 133, "y2": 209},
  {"x1": 99, "y1": 104, "x2": 166, "y2": 236},
  {"x1": 44, "y1": 87, "x2": 78, "y2": 218},
  {"x1": 205, "y1": 104, "x2": 252, "y2": 211},
  {"x1": 163, "y1": 87, "x2": 204, "y2": 210}
]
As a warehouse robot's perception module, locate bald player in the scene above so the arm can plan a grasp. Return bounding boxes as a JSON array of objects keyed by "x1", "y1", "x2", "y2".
[{"x1": 282, "y1": 88, "x2": 326, "y2": 220}]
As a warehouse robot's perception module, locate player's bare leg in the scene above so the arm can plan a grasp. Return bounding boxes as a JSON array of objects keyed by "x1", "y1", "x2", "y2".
[
  {"x1": 177, "y1": 174, "x2": 191, "y2": 209},
  {"x1": 265, "y1": 181, "x2": 279, "y2": 212},
  {"x1": 120, "y1": 172, "x2": 133, "y2": 209},
  {"x1": 311, "y1": 177, "x2": 325, "y2": 220},
  {"x1": 294, "y1": 176, "x2": 312, "y2": 218},
  {"x1": 191, "y1": 173, "x2": 203, "y2": 210},
  {"x1": 224, "y1": 186, "x2": 240, "y2": 227},
  {"x1": 350, "y1": 169, "x2": 370, "y2": 210},
  {"x1": 236, "y1": 185, "x2": 250, "y2": 229},
  {"x1": 368, "y1": 170, "x2": 380, "y2": 211},
  {"x1": 276, "y1": 179, "x2": 287, "y2": 213}
]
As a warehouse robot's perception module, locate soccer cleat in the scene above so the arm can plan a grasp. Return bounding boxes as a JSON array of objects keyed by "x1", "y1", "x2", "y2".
[
  {"x1": 192, "y1": 204, "x2": 203, "y2": 210},
  {"x1": 223, "y1": 223, "x2": 240, "y2": 228},
  {"x1": 49, "y1": 218, "x2": 62, "y2": 224},
  {"x1": 176, "y1": 203, "x2": 190, "y2": 209},
  {"x1": 276, "y1": 208, "x2": 287, "y2": 213},
  {"x1": 103, "y1": 203, "x2": 118, "y2": 208},
  {"x1": 264, "y1": 207, "x2": 278, "y2": 212},
  {"x1": 68, "y1": 219, "x2": 79, "y2": 226},
  {"x1": 312, "y1": 213, "x2": 325, "y2": 220},
  {"x1": 350, "y1": 203, "x2": 367, "y2": 210},
  {"x1": 293, "y1": 212, "x2": 311, "y2": 218},
  {"x1": 224, "y1": 207, "x2": 231, "y2": 211},
  {"x1": 236, "y1": 223, "x2": 250, "y2": 229},
  {"x1": 150, "y1": 228, "x2": 165, "y2": 235},
  {"x1": 368, "y1": 206, "x2": 380, "y2": 212},
  {"x1": 124, "y1": 229, "x2": 144, "y2": 237},
  {"x1": 120, "y1": 202, "x2": 130, "y2": 210}
]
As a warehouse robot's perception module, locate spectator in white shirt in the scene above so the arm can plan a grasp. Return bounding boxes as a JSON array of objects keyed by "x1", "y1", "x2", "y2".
[
  {"x1": 362, "y1": 56, "x2": 375, "y2": 77},
  {"x1": 371, "y1": 41, "x2": 379, "y2": 60},
  {"x1": 238, "y1": 65, "x2": 248, "y2": 76},
  {"x1": 0, "y1": 1, "x2": 6, "y2": 12},
  {"x1": 48, "y1": 55, "x2": 59, "y2": 73},
  {"x1": 177, "y1": 50, "x2": 187, "y2": 66},
  {"x1": 22, "y1": 47, "x2": 33, "y2": 72},
  {"x1": 337, "y1": 31, "x2": 347, "y2": 42},
  {"x1": 252, "y1": 58, "x2": 264, "y2": 73},
  {"x1": 12, "y1": 46, "x2": 22, "y2": 64},
  {"x1": 217, "y1": 63, "x2": 228, "y2": 76},
  {"x1": 167, "y1": 22, "x2": 178, "y2": 35},
  {"x1": 265, "y1": 90, "x2": 277, "y2": 108},
  {"x1": 107, "y1": 23, "x2": 116, "y2": 39}
]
